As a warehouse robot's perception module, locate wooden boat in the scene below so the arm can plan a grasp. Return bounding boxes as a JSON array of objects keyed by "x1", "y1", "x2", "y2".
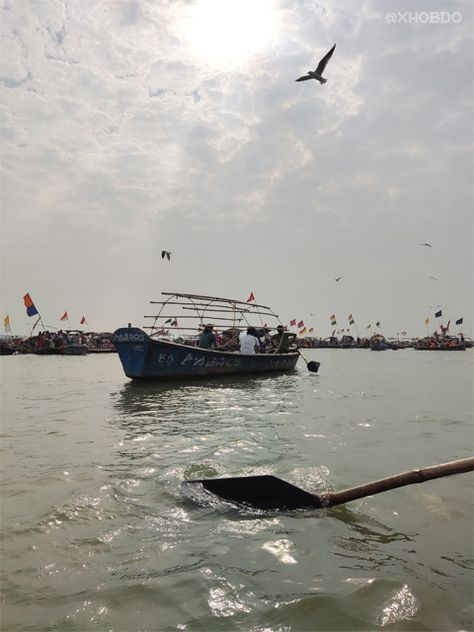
[
  {"x1": 113, "y1": 292, "x2": 300, "y2": 380},
  {"x1": 0, "y1": 342, "x2": 16, "y2": 355},
  {"x1": 60, "y1": 344, "x2": 89, "y2": 355},
  {"x1": 415, "y1": 344, "x2": 466, "y2": 351},
  {"x1": 415, "y1": 336, "x2": 466, "y2": 351}
]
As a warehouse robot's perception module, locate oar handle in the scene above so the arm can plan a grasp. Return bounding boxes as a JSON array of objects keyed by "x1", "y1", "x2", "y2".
[{"x1": 322, "y1": 457, "x2": 474, "y2": 508}]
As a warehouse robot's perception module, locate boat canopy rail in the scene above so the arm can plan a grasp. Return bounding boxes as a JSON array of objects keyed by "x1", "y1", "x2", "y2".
[{"x1": 143, "y1": 291, "x2": 282, "y2": 339}]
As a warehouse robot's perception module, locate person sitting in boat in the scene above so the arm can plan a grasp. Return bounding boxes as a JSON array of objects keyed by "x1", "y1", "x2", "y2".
[
  {"x1": 199, "y1": 324, "x2": 217, "y2": 350},
  {"x1": 218, "y1": 328, "x2": 240, "y2": 351},
  {"x1": 270, "y1": 325, "x2": 292, "y2": 353},
  {"x1": 239, "y1": 327, "x2": 261, "y2": 354}
]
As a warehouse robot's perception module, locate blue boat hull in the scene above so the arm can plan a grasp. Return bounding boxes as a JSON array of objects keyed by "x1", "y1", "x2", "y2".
[{"x1": 113, "y1": 328, "x2": 299, "y2": 380}]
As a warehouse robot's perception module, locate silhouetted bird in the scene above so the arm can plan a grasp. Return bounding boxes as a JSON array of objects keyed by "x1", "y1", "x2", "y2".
[
  {"x1": 161, "y1": 250, "x2": 171, "y2": 261},
  {"x1": 419, "y1": 243, "x2": 433, "y2": 247},
  {"x1": 296, "y1": 44, "x2": 336, "y2": 84},
  {"x1": 335, "y1": 276, "x2": 342, "y2": 282}
]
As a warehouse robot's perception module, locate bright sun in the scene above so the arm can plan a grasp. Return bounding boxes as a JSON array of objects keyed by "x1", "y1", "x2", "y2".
[{"x1": 178, "y1": 0, "x2": 280, "y2": 69}]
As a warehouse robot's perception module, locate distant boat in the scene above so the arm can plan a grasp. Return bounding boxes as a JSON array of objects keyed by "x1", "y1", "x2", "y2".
[
  {"x1": 415, "y1": 337, "x2": 466, "y2": 351},
  {"x1": 60, "y1": 344, "x2": 89, "y2": 355},
  {"x1": 0, "y1": 341, "x2": 16, "y2": 355},
  {"x1": 113, "y1": 292, "x2": 300, "y2": 380}
]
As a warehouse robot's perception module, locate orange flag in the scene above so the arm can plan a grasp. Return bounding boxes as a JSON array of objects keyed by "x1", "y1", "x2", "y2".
[{"x1": 60, "y1": 311, "x2": 68, "y2": 321}]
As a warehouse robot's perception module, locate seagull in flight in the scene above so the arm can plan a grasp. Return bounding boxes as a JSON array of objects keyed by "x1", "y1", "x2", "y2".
[
  {"x1": 296, "y1": 44, "x2": 336, "y2": 84},
  {"x1": 161, "y1": 250, "x2": 171, "y2": 261},
  {"x1": 335, "y1": 276, "x2": 342, "y2": 282},
  {"x1": 429, "y1": 276, "x2": 438, "y2": 280},
  {"x1": 418, "y1": 243, "x2": 433, "y2": 247}
]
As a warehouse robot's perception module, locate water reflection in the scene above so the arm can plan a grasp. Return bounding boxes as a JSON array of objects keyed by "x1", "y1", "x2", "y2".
[{"x1": 109, "y1": 373, "x2": 304, "y2": 442}]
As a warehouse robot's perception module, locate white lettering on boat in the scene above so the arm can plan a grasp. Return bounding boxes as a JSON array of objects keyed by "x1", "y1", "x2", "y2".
[{"x1": 115, "y1": 332, "x2": 146, "y2": 342}]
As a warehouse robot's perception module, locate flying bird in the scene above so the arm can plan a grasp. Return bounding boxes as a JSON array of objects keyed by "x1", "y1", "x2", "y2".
[
  {"x1": 429, "y1": 276, "x2": 438, "y2": 280},
  {"x1": 335, "y1": 276, "x2": 342, "y2": 282},
  {"x1": 296, "y1": 44, "x2": 336, "y2": 84},
  {"x1": 419, "y1": 243, "x2": 433, "y2": 248},
  {"x1": 161, "y1": 250, "x2": 171, "y2": 261}
]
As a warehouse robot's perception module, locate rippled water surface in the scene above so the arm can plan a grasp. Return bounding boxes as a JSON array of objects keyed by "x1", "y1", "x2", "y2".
[{"x1": 1, "y1": 350, "x2": 473, "y2": 631}]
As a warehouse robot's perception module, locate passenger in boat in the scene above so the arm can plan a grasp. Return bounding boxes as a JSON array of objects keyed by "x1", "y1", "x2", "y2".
[
  {"x1": 218, "y1": 328, "x2": 240, "y2": 351},
  {"x1": 199, "y1": 324, "x2": 217, "y2": 350},
  {"x1": 270, "y1": 325, "x2": 292, "y2": 353},
  {"x1": 239, "y1": 327, "x2": 261, "y2": 354},
  {"x1": 259, "y1": 327, "x2": 272, "y2": 351}
]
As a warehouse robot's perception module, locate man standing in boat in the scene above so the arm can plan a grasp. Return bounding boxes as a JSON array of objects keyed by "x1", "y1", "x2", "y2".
[
  {"x1": 270, "y1": 325, "x2": 291, "y2": 353},
  {"x1": 199, "y1": 324, "x2": 217, "y2": 349}
]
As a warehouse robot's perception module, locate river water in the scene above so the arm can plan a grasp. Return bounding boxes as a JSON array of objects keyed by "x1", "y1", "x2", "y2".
[{"x1": 1, "y1": 349, "x2": 473, "y2": 632}]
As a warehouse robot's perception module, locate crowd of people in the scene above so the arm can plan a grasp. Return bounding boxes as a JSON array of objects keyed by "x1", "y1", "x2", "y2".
[
  {"x1": 198, "y1": 324, "x2": 296, "y2": 354},
  {"x1": 10, "y1": 331, "x2": 115, "y2": 353}
]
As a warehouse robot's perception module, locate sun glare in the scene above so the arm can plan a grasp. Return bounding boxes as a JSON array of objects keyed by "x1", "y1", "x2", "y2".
[{"x1": 178, "y1": 0, "x2": 280, "y2": 69}]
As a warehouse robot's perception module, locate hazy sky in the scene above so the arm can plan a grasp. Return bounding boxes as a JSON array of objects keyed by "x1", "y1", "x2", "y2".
[{"x1": 1, "y1": 0, "x2": 472, "y2": 337}]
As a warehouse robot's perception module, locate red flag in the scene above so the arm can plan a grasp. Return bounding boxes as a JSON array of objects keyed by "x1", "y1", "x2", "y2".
[
  {"x1": 80, "y1": 316, "x2": 87, "y2": 325},
  {"x1": 290, "y1": 319, "x2": 296, "y2": 327},
  {"x1": 246, "y1": 292, "x2": 255, "y2": 302},
  {"x1": 297, "y1": 320, "x2": 304, "y2": 328},
  {"x1": 60, "y1": 311, "x2": 68, "y2": 321}
]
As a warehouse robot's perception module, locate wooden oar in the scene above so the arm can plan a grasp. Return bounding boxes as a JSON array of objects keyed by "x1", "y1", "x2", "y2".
[
  {"x1": 182, "y1": 457, "x2": 474, "y2": 510},
  {"x1": 297, "y1": 348, "x2": 320, "y2": 372}
]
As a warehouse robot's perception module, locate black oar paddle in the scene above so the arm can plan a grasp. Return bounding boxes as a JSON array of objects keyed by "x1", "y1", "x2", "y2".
[
  {"x1": 183, "y1": 457, "x2": 474, "y2": 510},
  {"x1": 297, "y1": 348, "x2": 320, "y2": 373}
]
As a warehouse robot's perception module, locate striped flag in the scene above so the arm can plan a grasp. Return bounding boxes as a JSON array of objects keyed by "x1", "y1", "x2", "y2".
[
  {"x1": 348, "y1": 314, "x2": 354, "y2": 325},
  {"x1": 299, "y1": 327, "x2": 306, "y2": 335},
  {"x1": 330, "y1": 314, "x2": 337, "y2": 326},
  {"x1": 308, "y1": 327, "x2": 313, "y2": 333}
]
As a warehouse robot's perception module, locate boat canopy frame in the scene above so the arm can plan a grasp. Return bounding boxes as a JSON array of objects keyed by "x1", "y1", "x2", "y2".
[{"x1": 144, "y1": 291, "x2": 282, "y2": 338}]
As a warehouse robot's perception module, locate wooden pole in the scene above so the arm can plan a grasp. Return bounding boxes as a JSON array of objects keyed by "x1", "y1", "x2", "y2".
[{"x1": 323, "y1": 457, "x2": 474, "y2": 508}]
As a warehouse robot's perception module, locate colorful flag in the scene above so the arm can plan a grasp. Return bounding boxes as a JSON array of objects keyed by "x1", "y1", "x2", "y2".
[
  {"x1": 435, "y1": 310, "x2": 442, "y2": 318},
  {"x1": 4, "y1": 315, "x2": 11, "y2": 333},
  {"x1": 290, "y1": 319, "x2": 296, "y2": 327},
  {"x1": 80, "y1": 316, "x2": 87, "y2": 325},
  {"x1": 348, "y1": 314, "x2": 354, "y2": 325},
  {"x1": 330, "y1": 314, "x2": 336, "y2": 326},
  {"x1": 23, "y1": 293, "x2": 38, "y2": 317},
  {"x1": 455, "y1": 318, "x2": 463, "y2": 325},
  {"x1": 60, "y1": 311, "x2": 68, "y2": 321},
  {"x1": 246, "y1": 292, "x2": 255, "y2": 302},
  {"x1": 445, "y1": 320, "x2": 450, "y2": 332},
  {"x1": 299, "y1": 327, "x2": 306, "y2": 335},
  {"x1": 308, "y1": 327, "x2": 313, "y2": 333},
  {"x1": 297, "y1": 320, "x2": 304, "y2": 328},
  {"x1": 424, "y1": 317, "x2": 430, "y2": 326}
]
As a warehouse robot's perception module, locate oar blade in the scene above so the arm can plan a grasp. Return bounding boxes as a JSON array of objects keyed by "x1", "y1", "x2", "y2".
[
  {"x1": 183, "y1": 475, "x2": 323, "y2": 510},
  {"x1": 306, "y1": 361, "x2": 320, "y2": 373}
]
